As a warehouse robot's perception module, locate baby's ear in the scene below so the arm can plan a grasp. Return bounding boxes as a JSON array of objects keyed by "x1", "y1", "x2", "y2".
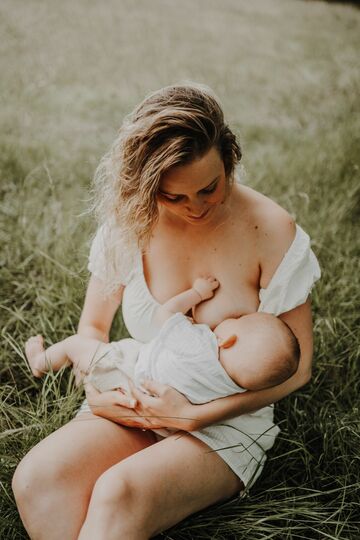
[{"x1": 218, "y1": 334, "x2": 237, "y2": 349}]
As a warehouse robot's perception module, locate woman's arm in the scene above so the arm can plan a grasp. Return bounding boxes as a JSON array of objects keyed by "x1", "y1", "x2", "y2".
[
  {"x1": 78, "y1": 276, "x2": 149, "y2": 414},
  {"x1": 77, "y1": 275, "x2": 124, "y2": 342}
]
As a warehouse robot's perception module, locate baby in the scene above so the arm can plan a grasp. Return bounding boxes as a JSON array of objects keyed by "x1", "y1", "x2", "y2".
[{"x1": 25, "y1": 276, "x2": 300, "y2": 434}]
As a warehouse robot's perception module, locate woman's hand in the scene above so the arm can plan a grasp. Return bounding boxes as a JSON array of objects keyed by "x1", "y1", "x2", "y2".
[
  {"x1": 129, "y1": 379, "x2": 197, "y2": 432},
  {"x1": 85, "y1": 380, "x2": 197, "y2": 431},
  {"x1": 85, "y1": 382, "x2": 154, "y2": 429}
]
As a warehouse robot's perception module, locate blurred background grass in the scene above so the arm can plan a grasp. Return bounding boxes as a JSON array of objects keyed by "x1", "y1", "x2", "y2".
[{"x1": 1, "y1": 0, "x2": 359, "y2": 538}]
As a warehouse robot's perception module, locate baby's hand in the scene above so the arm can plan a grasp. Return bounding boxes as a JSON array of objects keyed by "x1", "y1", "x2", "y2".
[{"x1": 193, "y1": 276, "x2": 219, "y2": 301}]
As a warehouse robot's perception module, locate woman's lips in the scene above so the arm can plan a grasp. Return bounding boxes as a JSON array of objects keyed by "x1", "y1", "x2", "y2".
[{"x1": 187, "y1": 208, "x2": 210, "y2": 220}]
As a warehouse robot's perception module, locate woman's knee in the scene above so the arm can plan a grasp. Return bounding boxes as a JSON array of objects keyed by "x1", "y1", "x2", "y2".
[
  {"x1": 12, "y1": 445, "x2": 64, "y2": 511},
  {"x1": 90, "y1": 466, "x2": 150, "y2": 528},
  {"x1": 91, "y1": 466, "x2": 135, "y2": 509},
  {"x1": 77, "y1": 468, "x2": 151, "y2": 539}
]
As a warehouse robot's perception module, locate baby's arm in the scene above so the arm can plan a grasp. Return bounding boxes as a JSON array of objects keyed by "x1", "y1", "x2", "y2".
[{"x1": 155, "y1": 276, "x2": 219, "y2": 327}]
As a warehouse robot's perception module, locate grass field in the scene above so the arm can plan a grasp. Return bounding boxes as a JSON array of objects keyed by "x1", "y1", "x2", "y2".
[{"x1": 1, "y1": 0, "x2": 359, "y2": 538}]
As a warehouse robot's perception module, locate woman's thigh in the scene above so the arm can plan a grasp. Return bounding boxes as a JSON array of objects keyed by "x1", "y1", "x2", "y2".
[
  {"x1": 13, "y1": 412, "x2": 156, "y2": 540},
  {"x1": 87, "y1": 431, "x2": 244, "y2": 538}
]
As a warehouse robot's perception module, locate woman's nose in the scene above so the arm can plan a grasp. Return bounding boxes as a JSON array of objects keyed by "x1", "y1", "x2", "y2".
[{"x1": 185, "y1": 197, "x2": 205, "y2": 215}]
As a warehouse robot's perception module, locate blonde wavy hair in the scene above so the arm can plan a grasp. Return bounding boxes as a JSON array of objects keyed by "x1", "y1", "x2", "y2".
[{"x1": 91, "y1": 82, "x2": 242, "y2": 293}]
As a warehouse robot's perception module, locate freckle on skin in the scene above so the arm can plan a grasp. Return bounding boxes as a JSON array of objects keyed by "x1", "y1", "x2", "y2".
[{"x1": 255, "y1": 225, "x2": 258, "y2": 229}]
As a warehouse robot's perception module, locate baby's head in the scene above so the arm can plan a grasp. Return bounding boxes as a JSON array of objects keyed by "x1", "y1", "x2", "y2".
[{"x1": 214, "y1": 312, "x2": 300, "y2": 391}]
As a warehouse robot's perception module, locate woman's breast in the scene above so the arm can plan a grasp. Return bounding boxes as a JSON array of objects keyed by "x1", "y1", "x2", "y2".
[
  {"x1": 192, "y1": 282, "x2": 260, "y2": 329},
  {"x1": 146, "y1": 258, "x2": 261, "y2": 330},
  {"x1": 142, "y1": 226, "x2": 262, "y2": 331}
]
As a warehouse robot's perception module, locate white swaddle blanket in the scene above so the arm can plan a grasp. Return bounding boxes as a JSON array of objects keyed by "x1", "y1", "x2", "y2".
[
  {"x1": 88, "y1": 312, "x2": 247, "y2": 437},
  {"x1": 137, "y1": 313, "x2": 246, "y2": 403}
]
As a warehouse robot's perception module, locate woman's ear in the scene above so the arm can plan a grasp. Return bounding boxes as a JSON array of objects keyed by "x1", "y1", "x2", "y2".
[{"x1": 218, "y1": 334, "x2": 237, "y2": 349}]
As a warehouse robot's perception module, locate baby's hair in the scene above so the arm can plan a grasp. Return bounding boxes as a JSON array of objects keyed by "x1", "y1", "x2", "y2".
[
  {"x1": 91, "y1": 82, "x2": 241, "y2": 294},
  {"x1": 265, "y1": 320, "x2": 300, "y2": 388}
]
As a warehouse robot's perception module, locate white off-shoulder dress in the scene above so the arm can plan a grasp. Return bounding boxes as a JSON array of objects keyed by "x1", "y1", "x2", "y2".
[{"x1": 81, "y1": 223, "x2": 321, "y2": 488}]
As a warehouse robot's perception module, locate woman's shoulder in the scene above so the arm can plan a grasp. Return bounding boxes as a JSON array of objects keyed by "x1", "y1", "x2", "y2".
[
  {"x1": 235, "y1": 183, "x2": 292, "y2": 222},
  {"x1": 233, "y1": 185, "x2": 296, "y2": 289}
]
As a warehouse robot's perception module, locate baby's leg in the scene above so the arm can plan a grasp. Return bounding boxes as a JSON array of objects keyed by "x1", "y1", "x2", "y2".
[
  {"x1": 25, "y1": 335, "x2": 108, "y2": 381},
  {"x1": 25, "y1": 335, "x2": 71, "y2": 378}
]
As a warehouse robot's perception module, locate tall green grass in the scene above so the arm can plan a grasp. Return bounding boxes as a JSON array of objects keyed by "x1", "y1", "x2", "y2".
[{"x1": 1, "y1": 0, "x2": 359, "y2": 538}]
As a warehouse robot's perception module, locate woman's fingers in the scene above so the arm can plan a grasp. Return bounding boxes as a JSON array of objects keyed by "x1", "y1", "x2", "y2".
[
  {"x1": 111, "y1": 390, "x2": 137, "y2": 408},
  {"x1": 83, "y1": 382, "x2": 160, "y2": 428},
  {"x1": 127, "y1": 380, "x2": 194, "y2": 430},
  {"x1": 128, "y1": 380, "x2": 152, "y2": 403},
  {"x1": 128, "y1": 381, "x2": 163, "y2": 425},
  {"x1": 85, "y1": 381, "x2": 136, "y2": 409},
  {"x1": 140, "y1": 378, "x2": 169, "y2": 397}
]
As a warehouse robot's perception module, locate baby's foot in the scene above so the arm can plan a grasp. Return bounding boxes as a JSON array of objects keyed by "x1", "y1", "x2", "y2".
[
  {"x1": 25, "y1": 335, "x2": 47, "y2": 377},
  {"x1": 193, "y1": 276, "x2": 219, "y2": 300}
]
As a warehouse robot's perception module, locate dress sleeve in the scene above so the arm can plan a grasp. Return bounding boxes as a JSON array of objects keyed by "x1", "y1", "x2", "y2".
[
  {"x1": 258, "y1": 225, "x2": 321, "y2": 316},
  {"x1": 87, "y1": 224, "x2": 108, "y2": 282},
  {"x1": 87, "y1": 223, "x2": 137, "y2": 288}
]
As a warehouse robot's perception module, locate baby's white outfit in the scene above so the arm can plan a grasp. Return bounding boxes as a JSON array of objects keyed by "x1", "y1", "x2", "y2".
[
  {"x1": 79, "y1": 223, "x2": 321, "y2": 488},
  {"x1": 87, "y1": 312, "x2": 247, "y2": 438}
]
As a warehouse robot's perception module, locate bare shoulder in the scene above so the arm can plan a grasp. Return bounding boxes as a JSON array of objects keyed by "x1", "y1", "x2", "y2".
[{"x1": 235, "y1": 185, "x2": 296, "y2": 288}]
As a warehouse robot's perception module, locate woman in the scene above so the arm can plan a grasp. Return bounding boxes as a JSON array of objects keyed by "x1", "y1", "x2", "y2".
[{"x1": 12, "y1": 83, "x2": 320, "y2": 540}]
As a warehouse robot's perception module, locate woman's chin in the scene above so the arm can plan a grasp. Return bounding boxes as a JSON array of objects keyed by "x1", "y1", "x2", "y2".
[
  {"x1": 185, "y1": 209, "x2": 211, "y2": 224},
  {"x1": 162, "y1": 204, "x2": 224, "y2": 227}
]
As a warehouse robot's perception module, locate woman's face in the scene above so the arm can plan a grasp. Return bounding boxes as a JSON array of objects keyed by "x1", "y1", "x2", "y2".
[{"x1": 158, "y1": 146, "x2": 228, "y2": 226}]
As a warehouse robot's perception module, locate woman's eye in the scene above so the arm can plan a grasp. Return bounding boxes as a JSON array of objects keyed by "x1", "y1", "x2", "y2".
[
  {"x1": 162, "y1": 194, "x2": 184, "y2": 203},
  {"x1": 201, "y1": 182, "x2": 218, "y2": 194}
]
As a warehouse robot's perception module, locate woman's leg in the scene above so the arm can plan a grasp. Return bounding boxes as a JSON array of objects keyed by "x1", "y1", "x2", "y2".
[
  {"x1": 12, "y1": 412, "x2": 156, "y2": 540},
  {"x1": 78, "y1": 432, "x2": 244, "y2": 540}
]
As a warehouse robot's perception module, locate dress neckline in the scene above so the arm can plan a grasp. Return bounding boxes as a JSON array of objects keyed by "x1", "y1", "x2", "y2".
[{"x1": 138, "y1": 253, "x2": 161, "y2": 306}]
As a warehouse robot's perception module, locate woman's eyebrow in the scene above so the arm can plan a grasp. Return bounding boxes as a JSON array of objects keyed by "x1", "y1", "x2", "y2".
[{"x1": 160, "y1": 176, "x2": 220, "y2": 196}]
